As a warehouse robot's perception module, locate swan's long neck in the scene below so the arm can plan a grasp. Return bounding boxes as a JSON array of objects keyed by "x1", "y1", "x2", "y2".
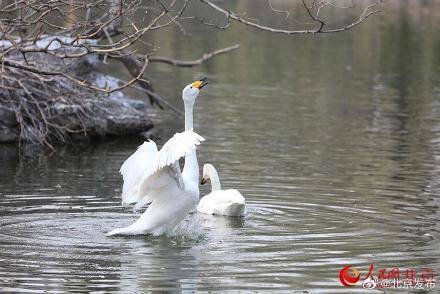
[
  {"x1": 182, "y1": 99, "x2": 199, "y2": 194},
  {"x1": 184, "y1": 100, "x2": 194, "y2": 131},
  {"x1": 208, "y1": 167, "x2": 221, "y2": 191}
]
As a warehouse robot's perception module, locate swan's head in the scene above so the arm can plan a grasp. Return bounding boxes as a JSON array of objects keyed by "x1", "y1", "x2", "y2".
[
  {"x1": 201, "y1": 163, "x2": 216, "y2": 185},
  {"x1": 182, "y1": 77, "x2": 209, "y2": 102}
]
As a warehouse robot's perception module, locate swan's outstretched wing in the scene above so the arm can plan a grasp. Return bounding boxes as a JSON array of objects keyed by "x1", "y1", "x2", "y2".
[
  {"x1": 138, "y1": 130, "x2": 204, "y2": 196},
  {"x1": 120, "y1": 141, "x2": 158, "y2": 206},
  {"x1": 120, "y1": 130, "x2": 204, "y2": 208},
  {"x1": 155, "y1": 130, "x2": 205, "y2": 172}
]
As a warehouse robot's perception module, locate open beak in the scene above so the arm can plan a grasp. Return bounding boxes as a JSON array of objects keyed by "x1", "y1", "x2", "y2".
[
  {"x1": 200, "y1": 177, "x2": 208, "y2": 185},
  {"x1": 198, "y1": 77, "x2": 209, "y2": 89}
]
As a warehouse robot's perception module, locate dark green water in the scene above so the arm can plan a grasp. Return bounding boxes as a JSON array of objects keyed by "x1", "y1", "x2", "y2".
[{"x1": 1, "y1": 1, "x2": 439, "y2": 292}]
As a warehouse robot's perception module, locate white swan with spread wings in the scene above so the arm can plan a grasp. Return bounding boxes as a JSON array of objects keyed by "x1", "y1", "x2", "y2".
[{"x1": 107, "y1": 78, "x2": 208, "y2": 236}]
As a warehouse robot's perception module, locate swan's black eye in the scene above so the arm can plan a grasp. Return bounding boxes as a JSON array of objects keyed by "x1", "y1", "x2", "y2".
[{"x1": 190, "y1": 86, "x2": 193, "y2": 89}]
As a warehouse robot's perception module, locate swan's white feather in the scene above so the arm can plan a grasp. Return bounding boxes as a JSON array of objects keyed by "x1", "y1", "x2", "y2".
[
  {"x1": 120, "y1": 141, "x2": 158, "y2": 207},
  {"x1": 120, "y1": 131, "x2": 204, "y2": 208},
  {"x1": 155, "y1": 130, "x2": 204, "y2": 172}
]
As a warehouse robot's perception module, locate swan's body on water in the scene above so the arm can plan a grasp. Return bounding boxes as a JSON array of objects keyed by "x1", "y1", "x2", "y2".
[
  {"x1": 197, "y1": 164, "x2": 246, "y2": 217},
  {"x1": 107, "y1": 78, "x2": 208, "y2": 236}
]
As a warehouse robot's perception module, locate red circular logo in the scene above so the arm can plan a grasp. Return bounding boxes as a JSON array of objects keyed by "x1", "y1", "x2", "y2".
[{"x1": 339, "y1": 265, "x2": 360, "y2": 287}]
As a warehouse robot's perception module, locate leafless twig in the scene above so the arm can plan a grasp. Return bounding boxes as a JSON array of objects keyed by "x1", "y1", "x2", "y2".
[{"x1": 148, "y1": 44, "x2": 240, "y2": 67}]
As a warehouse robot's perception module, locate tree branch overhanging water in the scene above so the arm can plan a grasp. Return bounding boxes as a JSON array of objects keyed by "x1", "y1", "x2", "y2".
[{"x1": 0, "y1": 0, "x2": 382, "y2": 146}]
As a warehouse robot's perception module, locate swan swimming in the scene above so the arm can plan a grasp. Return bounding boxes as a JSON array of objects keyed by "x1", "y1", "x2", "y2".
[
  {"x1": 107, "y1": 78, "x2": 208, "y2": 236},
  {"x1": 197, "y1": 164, "x2": 246, "y2": 217}
]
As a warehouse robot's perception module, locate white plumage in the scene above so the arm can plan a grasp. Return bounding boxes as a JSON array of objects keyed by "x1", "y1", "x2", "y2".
[
  {"x1": 197, "y1": 190, "x2": 246, "y2": 217},
  {"x1": 197, "y1": 164, "x2": 246, "y2": 217},
  {"x1": 107, "y1": 131, "x2": 204, "y2": 236}
]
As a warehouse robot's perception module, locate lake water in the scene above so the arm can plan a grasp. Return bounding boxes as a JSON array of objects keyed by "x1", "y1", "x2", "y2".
[{"x1": 1, "y1": 1, "x2": 439, "y2": 293}]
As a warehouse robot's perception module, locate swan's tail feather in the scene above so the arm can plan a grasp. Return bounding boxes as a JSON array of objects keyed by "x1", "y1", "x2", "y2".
[
  {"x1": 106, "y1": 228, "x2": 125, "y2": 237},
  {"x1": 106, "y1": 226, "x2": 149, "y2": 237}
]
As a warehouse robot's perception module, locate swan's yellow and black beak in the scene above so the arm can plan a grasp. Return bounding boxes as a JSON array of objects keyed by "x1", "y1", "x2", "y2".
[
  {"x1": 192, "y1": 77, "x2": 209, "y2": 89},
  {"x1": 200, "y1": 177, "x2": 208, "y2": 185}
]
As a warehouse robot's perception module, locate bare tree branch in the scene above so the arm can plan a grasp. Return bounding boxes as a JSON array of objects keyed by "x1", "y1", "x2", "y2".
[
  {"x1": 199, "y1": 0, "x2": 382, "y2": 34},
  {"x1": 148, "y1": 44, "x2": 240, "y2": 67}
]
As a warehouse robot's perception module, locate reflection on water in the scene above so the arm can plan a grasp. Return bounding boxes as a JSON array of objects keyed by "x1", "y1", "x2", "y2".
[{"x1": 1, "y1": 1, "x2": 440, "y2": 292}]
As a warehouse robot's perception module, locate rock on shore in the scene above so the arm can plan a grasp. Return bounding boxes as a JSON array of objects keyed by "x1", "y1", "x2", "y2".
[{"x1": 0, "y1": 95, "x2": 153, "y2": 143}]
